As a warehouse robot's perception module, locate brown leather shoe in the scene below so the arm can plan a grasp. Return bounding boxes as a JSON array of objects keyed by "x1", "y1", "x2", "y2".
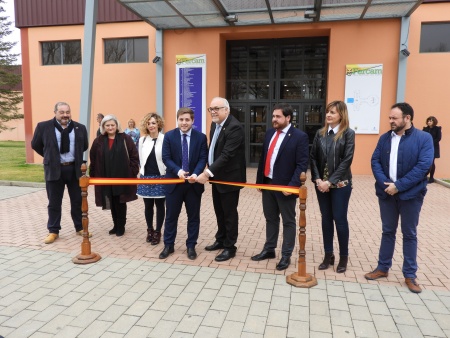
[
  {"x1": 405, "y1": 278, "x2": 422, "y2": 293},
  {"x1": 44, "y1": 233, "x2": 59, "y2": 244},
  {"x1": 364, "y1": 269, "x2": 388, "y2": 280}
]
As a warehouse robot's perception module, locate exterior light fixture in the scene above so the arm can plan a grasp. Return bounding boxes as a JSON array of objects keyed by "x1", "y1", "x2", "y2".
[
  {"x1": 152, "y1": 56, "x2": 161, "y2": 63},
  {"x1": 400, "y1": 48, "x2": 410, "y2": 57},
  {"x1": 225, "y1": 14, "x2": 238, "y2": 23},
  {"x1": 304, "y1": 10, "x2": 317, "y2": 19}
]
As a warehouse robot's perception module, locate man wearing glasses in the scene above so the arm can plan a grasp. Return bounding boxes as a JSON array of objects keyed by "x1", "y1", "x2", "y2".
[{"x1": 196, "y1": 97, "x2": 246, "y2": 262}]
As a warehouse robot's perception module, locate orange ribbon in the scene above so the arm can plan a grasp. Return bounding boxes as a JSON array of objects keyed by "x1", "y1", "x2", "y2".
[{"x1": 88, "y1": 177, "x2": 300, "y2": 195}]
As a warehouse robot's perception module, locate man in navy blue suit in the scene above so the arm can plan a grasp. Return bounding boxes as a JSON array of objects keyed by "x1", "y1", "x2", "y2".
[
  {"x1": 159, "y1": 107, "x2": 208, "y2": 260},
  {"x1": 252, "y1": 103, "x2": 309, "y2": 270}
]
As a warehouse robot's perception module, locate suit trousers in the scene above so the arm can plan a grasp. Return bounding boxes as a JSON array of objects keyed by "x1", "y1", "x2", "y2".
[
  {"x1": 315, "y1": 184, "x2": 352, "y2": 256},
  {"x1": 262, "y1": 189, "x2": 297, "y2": 257},
  {"x1": 46, "y1": 164, "x2": 82, "y2": 234},
  {"x1": 164, "y1": 183, "x2": 202, "y2": 248},
  {"x1": 212, "y1": 185, "x2": 240, "y2": 249},
  {"x1": 377, "y1": 192, "x2": 425, "y2": 278}
]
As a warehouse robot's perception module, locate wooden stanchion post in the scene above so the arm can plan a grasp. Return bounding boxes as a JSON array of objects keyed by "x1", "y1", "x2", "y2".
[
  {"x1": 73, "y1": 163, "x2": 101, "y2": 264},
  {"x1": 287, "y1": 172, "x2": 317, "y2": 288}
]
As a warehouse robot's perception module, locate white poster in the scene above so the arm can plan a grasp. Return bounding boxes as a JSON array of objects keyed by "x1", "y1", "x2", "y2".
[
  {"x1": 176, "y1": 54, "x2": 206, "y2": 133},
  {"x1": 344, "y1": 64, "x2": 383, "y2": 134}
]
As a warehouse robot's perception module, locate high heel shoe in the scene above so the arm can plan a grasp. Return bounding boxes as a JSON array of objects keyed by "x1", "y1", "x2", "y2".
[
  {"x1": 146, "y1": 228, "x2": 154, "y2": 243},
  {"x1": 318, "y1": 253, "x2": 335, "y2": 270},
  {"x1": 336, "y1": 256, "x2": 348, "y2": 273}
]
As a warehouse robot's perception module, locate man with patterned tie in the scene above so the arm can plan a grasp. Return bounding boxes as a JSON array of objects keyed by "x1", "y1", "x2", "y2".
[
  {"x1": 159, "y1": 107, "x2": 208, "y2": 260},
  {"x1": 196, "y1": 97, "x2": 246, "y2": 262},
  {"x1": 252, "y1": 103, "x2": 309, "y2": 270}
]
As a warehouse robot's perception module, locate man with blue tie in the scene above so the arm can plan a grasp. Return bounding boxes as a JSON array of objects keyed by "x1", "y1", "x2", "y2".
[
  {"x1": 159, "y1": 107, "x2": 208, "y2": 260},
  {"x1": 252, "y1": 103, "x2": 309, "y2": 270}
]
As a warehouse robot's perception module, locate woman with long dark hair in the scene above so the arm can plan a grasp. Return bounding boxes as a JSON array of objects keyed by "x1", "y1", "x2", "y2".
[
  {"x1": 423, "y1": 116, "x2": 441, "y2": 183},
  {"x1": 310, "y1": 101, "x2": 355, "y2": 273},
  {"x1": 90, "y1": 115, "x2": 139, "y2": 236}
]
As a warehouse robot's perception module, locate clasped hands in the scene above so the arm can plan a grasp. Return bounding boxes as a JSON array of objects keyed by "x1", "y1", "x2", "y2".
[{"x1": 384, "y1": 182, "x2": 398, "y2": 195}]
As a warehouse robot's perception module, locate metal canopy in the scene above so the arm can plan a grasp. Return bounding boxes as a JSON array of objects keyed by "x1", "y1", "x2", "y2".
[{"x1": 117, "y1": 0, "x2": 423, "y2": 30}]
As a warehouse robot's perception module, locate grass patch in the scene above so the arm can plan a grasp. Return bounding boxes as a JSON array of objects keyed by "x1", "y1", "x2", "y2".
[{"x1": 0, "y1": 141, "x2": 45, "y2": 182}]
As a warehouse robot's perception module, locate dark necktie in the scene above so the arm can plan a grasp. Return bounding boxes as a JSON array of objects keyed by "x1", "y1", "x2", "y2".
[
  {"x1": 328, "y1": 129, "x2": 334, "y2": 136},
  {"x1": 182, "y1": 134, "x2": 189, "y2": 172},
  {"x1": 264, "y1": 130, "x2": 282, "y2": 177}
]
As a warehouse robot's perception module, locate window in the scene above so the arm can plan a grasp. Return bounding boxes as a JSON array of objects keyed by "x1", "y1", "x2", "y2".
[
  {"x1": 420, "y1": 22, "x2": 450, "y2": 53},
  {"x1": 104, "y1": 38, "x2": 149, "y2": 63},
  {"x1": 42, "y1": 40, "x2": 82, "y2": 65}
]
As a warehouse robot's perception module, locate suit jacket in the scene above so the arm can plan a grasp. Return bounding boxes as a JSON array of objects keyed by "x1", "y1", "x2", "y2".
[
  {"x1": 31, "y1": 119, "x2": 88, "y2": 181},
  {"x1": 256, "y1": 125, "x2": 309, "y2": 199},
  {"x1": 162, "y1": 128, "x2": 208, "y2": 195},
  {"x1": 208, "y1": 114, "x2": 246, "y2": 193},
  {"x1": 138, "y1": 133, "x2": 166, "y2": 176}
]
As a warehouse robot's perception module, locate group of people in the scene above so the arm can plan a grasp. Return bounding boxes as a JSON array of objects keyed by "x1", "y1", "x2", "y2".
[{"x1": 32, "y1": 98, "x2": 439, "y2": 293}]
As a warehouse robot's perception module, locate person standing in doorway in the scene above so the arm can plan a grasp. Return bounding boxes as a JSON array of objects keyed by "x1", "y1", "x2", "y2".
[
  {"x1": 31, "y1": 101, "x2": 89, "y2": 244},
  {"x1": 251, "y1": 103, "x2": 309, "y2": 271},
  {"x1": 422, "y1": 116, "x2": 442, "y2": 183},
  {"x1": 159, "y1": 108, "x2": 208, "y2": 260},
  {"x1": 365, "y1": 102, "x2": 433, "y2": 293},
  {"x1": 196, "y1": 97, "x2": 246, "y2": 262}
]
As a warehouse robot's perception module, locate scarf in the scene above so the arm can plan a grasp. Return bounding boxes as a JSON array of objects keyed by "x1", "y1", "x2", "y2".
[
  {"x1": 53, "y1": 117, "x2": 74, "y2": 154},
  {"x1": 102, "y1": 134, "x2": 130, "y2": 198}
]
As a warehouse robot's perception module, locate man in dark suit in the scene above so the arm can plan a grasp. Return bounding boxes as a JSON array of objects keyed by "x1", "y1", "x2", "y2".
[
  {"x1": 196, "y1": 97, "x2": 246, "y2": 262},
  {"x1": 252, "y1": 103, "x2": 309, "y2": 270},
  {"x1": 160, "y1": 107, "x2": 208, "y2": 260},
  {"x1": 31, "y1": 101, "x2": 89, "y2": 244}
]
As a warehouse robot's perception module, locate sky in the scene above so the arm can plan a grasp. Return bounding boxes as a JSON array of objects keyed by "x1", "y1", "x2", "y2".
[{"x1": 2, "y1": 0, "x2": 22, "y2": 64}]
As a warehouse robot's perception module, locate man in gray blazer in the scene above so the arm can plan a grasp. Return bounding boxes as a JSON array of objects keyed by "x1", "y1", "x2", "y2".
[{"x1": 31, "y1": 102, "x2": 89, "y2": 244}]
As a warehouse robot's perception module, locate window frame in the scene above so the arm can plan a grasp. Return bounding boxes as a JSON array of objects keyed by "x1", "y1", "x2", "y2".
[
  {"x1": 104, "y1": 37, "x2": 149, "y2": 64},
  {"x1": 41, "y1": 40, "x2": 82, "y2": 66}
]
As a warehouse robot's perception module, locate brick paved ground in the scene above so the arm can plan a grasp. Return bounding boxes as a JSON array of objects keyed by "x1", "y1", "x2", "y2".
[{"x1": 1, "y1": 169, "x2": 449, "y2": 291}]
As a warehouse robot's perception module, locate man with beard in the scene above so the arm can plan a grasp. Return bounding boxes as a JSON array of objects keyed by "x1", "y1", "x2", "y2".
[
  {"x1": 365, "y1": 102, "x2": 433, "y2": 293},
  {"x1": 31, "y1": 102, "x2": 89, "y2": 244},
  {"x1": 251, "y1": 103, "x2": 309, "y2": 271}
]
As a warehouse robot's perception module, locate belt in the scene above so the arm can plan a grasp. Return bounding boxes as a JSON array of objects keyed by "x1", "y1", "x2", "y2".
[{"x1": 60, "y1": 162, "x2": 75, "y2": 166}]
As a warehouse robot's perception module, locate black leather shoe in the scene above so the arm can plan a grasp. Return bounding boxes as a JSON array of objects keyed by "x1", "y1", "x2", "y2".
[
  {"x1": 276, "y1": 257, "x2": 291, "y2": 271},
  {"x1": 159, "y1": 246, "x2": 174, "y2": 259},
  {"x1": 187, "y1": 247, "x2": 197, "y2": 260},
  {"x1": 318, "y1": 253, "x2": 335, "y2": 270},
  {"x1": 251, "y1": 250, "x2": 276, "y2": 261},
  {"x1": 205, "y1": 241, "x2": 224, "y2": 251},
  {"x1": 336, "y1": 256, "x2": 348, "y2": 273},
  {"x1": 215, "y1": 248, "x2": 236, "y2": 262}
]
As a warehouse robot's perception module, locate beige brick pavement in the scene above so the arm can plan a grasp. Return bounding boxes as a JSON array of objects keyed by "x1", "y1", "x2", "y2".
[{"x1": 1, "y1": 169, "x2": 449, "y2": 292}]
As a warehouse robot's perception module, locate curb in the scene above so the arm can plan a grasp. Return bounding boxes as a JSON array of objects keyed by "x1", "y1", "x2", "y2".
[
  {"x1": 435, "y1": 178, "x2": 450, "y2": 188},
  {"x1": 0, "y1": 180, "x2": 45, "y2": 188}
]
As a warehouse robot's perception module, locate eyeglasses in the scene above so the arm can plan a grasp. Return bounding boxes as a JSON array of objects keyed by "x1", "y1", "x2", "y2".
[{"x1": 207, "y1": 106, "x2": 225, "y2": 113}]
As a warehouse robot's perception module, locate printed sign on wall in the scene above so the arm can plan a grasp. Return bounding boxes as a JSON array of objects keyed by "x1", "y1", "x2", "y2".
[
  {"x1": 344, "y1": 64, "x2": 383, "y2": 134},
  {"x1": 176, "y1": 54, "x2": 206, "y2": 133}
]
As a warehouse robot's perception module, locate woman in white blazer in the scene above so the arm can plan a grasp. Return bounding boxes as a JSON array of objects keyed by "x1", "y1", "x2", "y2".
[{"x1": 137, "y1": 113, "x2": 166, "y2": 245}]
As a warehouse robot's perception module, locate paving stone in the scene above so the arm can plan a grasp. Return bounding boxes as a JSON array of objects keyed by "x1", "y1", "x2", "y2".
[
  {"x1": 372, "y1": 314, "x2": 399, "y2": 333},
  {"x1": 226, "y1": 305, "x2": 249, "y2": 323},
  {"x1": 327, "y1": 284, "x2": 346, "y2": 297},
  {"x1": 406, "y1": 303, "x2": 434, "y2": 320},
  {"x1": 415, "y1": 318, "x2": 446, "y2": 337},
  {"x1": 330, "y1": 309, "x2": 352, "y2": 328},
  {"x1": 269, "y1": 295, "x2": 290, "y2": 311},
  {"x1": 47, "y1": 324, "x2": 84, "y2": 338},
  {"x1": 432, "y1": 313, "x2": 450, "y2": 330},
  {"x1": 196, "y1": 288, "x2": 219, "y2": 302},
  {"x1": 243, "y1": 315, "x2": 267, "y2": 334},
  {"x1": 384, "y1": 295, "x2": 408, "y2": 310},
  {"x1": 1, "y1": 309, "x2": 39, "y2": 328},
  {"x1": 349, "y1": 305, "x2": 372, "y2": 322},
  {"x1": 89, "y1": 296, "x2": 118, "y2": 311},
  {"x1": 98, "y1": 305, "x2": 128, "y2": 322},
  {"x1": 331, "y1": 325, "x2": 356, "y2": 337},
  {"x1": 309, "y1": 314, "x2": 332, "y2": 333},
  {"x1": 249, "y1": 301, "x2": 270, "y2": 317},
  {"x1": 0, "y1": 300, "x2": 33, "y2": 317},
  {"x1": 423, "y1": 299, "x2": 450, "y2": 315},
  {"x1": 184, "y1": 281, "x2": 206, "y2": 294},
  {"x1": 77, "y1": 320, "x2": 112, "y2": 338},
  {"x1": 290, "y1": 292, "x2": 309, "y2": 306},
  {"x1": 367, "y1": 299, "x2": 390, "y2": 316},
  {"x1": 218, "y1": 320, "x2": 244, "y2": 337},
  {"x1": 124, "y1": 300, "x2": 152, "y2": 317},
  {"x1": 149, "y1": 296, "x2": 175, "y2": 312},
  {"x1": 264, "y1": 325, "x2": 287, "y2": 337},
  {"x1": 173, "y1": 292, "x2": 197, "y2": 307},
  {"x1": 232, "y1": 292, "x2": 254, "y2": 307},
  {"x1": 135, "y1": 309, "x2": 164, "y2": 328},
  {"x1": 329, "y1": 295, "x2": 349, "y2": 311},
  {"x1": 123, "y1": 325, "x2": 152, "y2": 338},
  {"x1": 26, "y1": 295, "x2": 59, "y2": 312},
  {"x1": 289, "y1": 304, "x2": 309, "y2": 321},
  {"x1": 115, "y1": 291, "x2": 141, "y2": 307},
  {"x1": 211, "y1": 296, "x2": 233, "y2": 311},
  {"x1": 147, "y1": 319, "x2": 178, "y2": 337},
  {"x1": 192, "y1": 324, "x2": 220, "y2": 337},
  {"x1": 161, "y1": 305, "x2": 189, "y2": 322},
  {"x1": 346, "y1": 292, "x2": 367, "y2": 307},
  {"x1": 397, "y1": 324, "x2": 424, "y2": 337},
  {"x1": 201, "y1": 310, "x2": 227, "y2": 328},
  {"x1": 253, "y1": 288, "x2": 272, "y2": 303},
  {"x1": 310, "y1": 288, "x2": 328, "y2": 302},
  {"x1": 287, "y1": 319, "x2": 310, "y2": 337},
  {"x1": 68, "y1": 309, "x2": 102, "y2": 329},
  {"x1": 38, "y1": 314, "x2": 76, "y2": 334},
  {"x1": 186, "y1": 300, "x2": 212, "y2": 316},
  {"x1": 310, "y1": 301, "x2": 329, "y2": 316},
  {"x1": 353, "y1": 320, "x2": 378, "y2": 338},
  {"x1": 107, "y1": 314, "x2": 139, "y2": 334},
  {"x1": 343, "y1": 282, "x2": 363, "y2": 294}
]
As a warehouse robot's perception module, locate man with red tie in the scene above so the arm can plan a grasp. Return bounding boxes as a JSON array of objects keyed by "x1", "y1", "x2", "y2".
[{"x1": 252, "y1": 103, "x2": 309, "y2": 270}]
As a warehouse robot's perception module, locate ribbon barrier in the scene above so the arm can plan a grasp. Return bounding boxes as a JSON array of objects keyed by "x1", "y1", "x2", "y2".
[{"x1": 74, "y1": 164, "x2": 317, "y2": 288}]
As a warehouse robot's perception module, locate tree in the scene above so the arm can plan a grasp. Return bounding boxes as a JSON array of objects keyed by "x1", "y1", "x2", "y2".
[{"x1": 0, "y1": 0, "x2": 23, "y2": 133}]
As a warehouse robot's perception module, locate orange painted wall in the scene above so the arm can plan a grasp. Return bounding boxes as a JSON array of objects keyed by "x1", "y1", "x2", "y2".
[
  {"x1": 25, "y1": 21, "x2": 157, "y2": 163},
  {"x1": 406, "y1": 3, "x2": 450, "y2": 179},
  {"x1": 162, "y1": 19, "x2": 400, "y2": 175}
]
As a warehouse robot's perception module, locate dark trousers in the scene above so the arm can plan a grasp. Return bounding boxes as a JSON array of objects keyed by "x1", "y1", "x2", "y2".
[
  {"x1": 315, "y1": 184, "x2": 352, "y2": 257},
  {"x1": 144, "y1": 198, "x2": 165, "y2": 232},
  {"x1": 46, "y1": 165, "x2": 82, "y2": 234},
  {"x1": 377, "y1": 192, "x2": 425, "y2": 278},
  {"x1": 262, "y1": 189, "x2": 297, "y2": 257},
  {"x1": 110, "y1": 195, "x2": 127, "y2": 227},
  {"x1": 212, "y1": 185, "x2": 240, "y2": 249},
  {"x1": 163, "y1": 183, "x2": 202, "y2": 248}
]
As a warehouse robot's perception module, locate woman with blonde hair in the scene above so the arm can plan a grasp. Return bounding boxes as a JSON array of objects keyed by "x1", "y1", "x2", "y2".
[
  {"x1": 124, "y1": 118, "x2": 140, "y2": 144},
  {"x1": 137, "y1": 113, "x2": 166, "y2": 245},
  {"x1": 310, "y1": 101, "x2": 355, "y2": 273},
  {"x1": 90, "y1": 115, "x2": 139, "y2": 236}
]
